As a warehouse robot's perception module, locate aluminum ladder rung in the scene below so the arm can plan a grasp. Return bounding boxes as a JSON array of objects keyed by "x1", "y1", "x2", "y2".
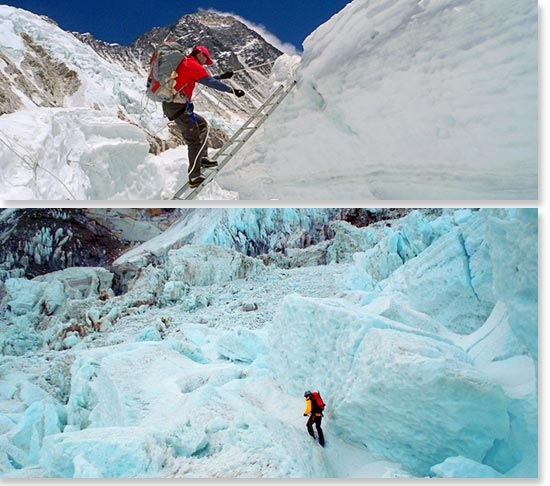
[{"x1": 172, "y1": 81, "x2": 297, "y2": 200}]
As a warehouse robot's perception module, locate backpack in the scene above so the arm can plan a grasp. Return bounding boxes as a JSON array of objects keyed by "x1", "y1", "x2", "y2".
[
  {"x1": 146, "y1": 41, "x2": 188, "y2": 103},
  {"x1": 310, "y1": 391, "x2": 325, "y2": 412}
]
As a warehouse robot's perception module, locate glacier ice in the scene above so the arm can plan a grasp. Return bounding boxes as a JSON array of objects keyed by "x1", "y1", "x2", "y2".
[
  {"x1": 334, "y1": 328, "x2": 509, "y2": 475},
  {"x1": 430, "y1": 456, "x2": 503, "y2": 478},
  {"x1": 8, "y1": 400, "x2": 63, "y2": 464},
  {"x1": 113, "y1": 208, "x2": 341, "y2": 274},
  {"x1": 219, "y1": 0, "x2": 537, "y2": 200},
  {"x1": 376, "y1": 229, "x2": 492, "y2": 334},
  {"x1": 1, "y1": 267, "x2": 115, "y2": 355},
  {"x1": 485, "y1": 209, "x2": 538, "y2": 361},
  {"x1": 3, "y1": 278, "x2": 46, "y2": 317},
  {"x1": 0, "y1": 208, "x2": 538, "y2": 477},
  {"x1": 0, "y1": 109, "x2": 158, "y2": 200},
  {"x1": 268, "y1": 295, "x2": 510, "y2": 474},
  {"x1": 215, "y1": 328, "x2": 266, "y2": 364},
  {"x1": 136, "y1": 326, "x2": 162, "y2": 342},
  {"x1": 164, "y1": 245, "x2": 267, "y2": 286},
  {"x1": 39, "y1": 426, "x2": 168, "y2": 478}
]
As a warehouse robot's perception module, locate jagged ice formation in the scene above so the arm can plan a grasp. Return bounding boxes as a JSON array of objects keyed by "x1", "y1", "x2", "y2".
[{"x1": 0, "y1": 208, "x2": 538, "y2": 478}]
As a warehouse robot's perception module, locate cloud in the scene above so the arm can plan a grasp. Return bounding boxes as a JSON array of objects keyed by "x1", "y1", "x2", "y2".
[{"x1": 205, "y1": 9, "x2": 300, "y2": 56}]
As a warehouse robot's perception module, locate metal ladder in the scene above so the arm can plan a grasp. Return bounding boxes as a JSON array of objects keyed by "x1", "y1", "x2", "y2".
[{"x1": 172, "y1": 81, "x2": 297, "y2": 200}]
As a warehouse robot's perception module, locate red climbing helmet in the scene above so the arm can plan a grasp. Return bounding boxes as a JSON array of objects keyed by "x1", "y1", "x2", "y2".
[{"x1": 193, "y1": 45, "x2": 213, "y2": 65}]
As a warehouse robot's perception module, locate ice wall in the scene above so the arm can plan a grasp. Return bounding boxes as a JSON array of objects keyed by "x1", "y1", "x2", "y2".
[
  {"x1": 268, "y1": 208, "x2": 537, "y2": 476},
  {"x1": 113, "y1": 208, "x2": 341, "y2": 276},
  {"x1": 228, "y1": 0, "x2": 537, "y2": 199},
  {"x1": 485, "y1": 209, "x2": 538, "y2": 361}
]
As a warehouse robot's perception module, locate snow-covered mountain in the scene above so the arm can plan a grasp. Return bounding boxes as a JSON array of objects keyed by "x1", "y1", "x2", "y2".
[
  {"x1": 74, "y1": 10, "x2": 282, "y2": 108},
  {"x1": 0, "y1": 208, "x2": 538, "y2": 478},
  {"x1": 0, "y1": 0, "x2": 537, "y2": 200}
]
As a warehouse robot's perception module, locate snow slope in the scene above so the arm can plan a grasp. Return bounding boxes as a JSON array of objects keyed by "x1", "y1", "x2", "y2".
[{"x1": 0, "y1": 208, "x2": 538, "y2": 478}]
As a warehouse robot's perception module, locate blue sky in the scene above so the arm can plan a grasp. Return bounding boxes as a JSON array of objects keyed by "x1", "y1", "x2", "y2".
[{"x1": 5, "y1": 1, "x2": 352, "y2": 51}]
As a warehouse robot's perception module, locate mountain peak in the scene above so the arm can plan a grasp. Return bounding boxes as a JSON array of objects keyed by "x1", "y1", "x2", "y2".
[{"x1": 184, "y1": 9, "x2": 240, "y2": 25}]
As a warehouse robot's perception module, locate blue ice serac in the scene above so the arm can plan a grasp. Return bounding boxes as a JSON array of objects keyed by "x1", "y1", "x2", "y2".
[{"x1": 0, "y1": 208, "x2": 538, "y2": 478}]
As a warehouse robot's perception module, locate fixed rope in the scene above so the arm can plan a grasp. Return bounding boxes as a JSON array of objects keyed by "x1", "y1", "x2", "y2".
[{"x1": 0, "y1": 130, "x2": 77, "y2": 200}]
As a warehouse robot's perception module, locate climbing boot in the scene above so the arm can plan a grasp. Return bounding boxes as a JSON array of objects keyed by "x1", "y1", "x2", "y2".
[
  {"x1": 189, "y1": 176, "x2": 205, "y2": 188},
  {"x1": 201, "y1": 158, "x2": 218, "y2": 168}
]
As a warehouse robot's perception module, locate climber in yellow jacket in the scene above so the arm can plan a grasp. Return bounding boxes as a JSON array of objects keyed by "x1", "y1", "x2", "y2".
[{"x1": 303, "y1": 390, "x2": 325, "y2": 447}]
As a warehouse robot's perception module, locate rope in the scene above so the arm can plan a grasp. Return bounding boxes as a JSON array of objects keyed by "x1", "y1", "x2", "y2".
[
  {"x1": 0, "y1": 130, "x2": 77, "y2": 200},
  {"x1": 231, "y1": 59, "x2": 277, "y2": 74},
  {"x1": 149, "y1": 123, "x2": 170, "y2": 139}
]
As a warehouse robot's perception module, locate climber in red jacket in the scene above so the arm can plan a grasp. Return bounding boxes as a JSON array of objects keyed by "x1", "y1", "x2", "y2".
[
  {"x1": 304, "y1": 390, "x2": 326, "y2": 447},
  {"x1": 163, "y1": 46, "x2": 245, "y2": 187}
]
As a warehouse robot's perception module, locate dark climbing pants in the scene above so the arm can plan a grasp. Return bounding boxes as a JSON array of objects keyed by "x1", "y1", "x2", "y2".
[
  {"x1": 163, "y1": 103, "x2": 209, "y2": 182},
  {"x1": 307, "y1": 414, "x2": 325, "y2": 446}
]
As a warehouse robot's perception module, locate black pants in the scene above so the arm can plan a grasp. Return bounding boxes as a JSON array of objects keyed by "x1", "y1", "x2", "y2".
[
  {"x1": 306, "y1": 414, "x2": 325, "y2": 446},
  {"x1": 163, "y1": 103, "x2": 209, "y2": 181}
]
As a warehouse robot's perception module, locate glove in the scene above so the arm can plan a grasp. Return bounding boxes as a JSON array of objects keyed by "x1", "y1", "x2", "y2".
[
  {"x1": 233, "y1": 89, "x2": 245, "y2": 98},
  {"x1": 219, "y1": 71, "x2": 234, "y2": 79}
]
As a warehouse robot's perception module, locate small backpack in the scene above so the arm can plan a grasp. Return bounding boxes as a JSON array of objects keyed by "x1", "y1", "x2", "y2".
[
  {"x1": 146, "y1": 41, "x2": 188, "y2": 103},
  {"x1": 311, "y1": 391, "x2": 325, "y2": 412}
]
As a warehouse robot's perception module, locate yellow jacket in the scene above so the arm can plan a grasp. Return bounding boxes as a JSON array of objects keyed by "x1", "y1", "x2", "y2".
[{"x1": 304, "y1": 398, "x2": 322, "y2": 416}]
